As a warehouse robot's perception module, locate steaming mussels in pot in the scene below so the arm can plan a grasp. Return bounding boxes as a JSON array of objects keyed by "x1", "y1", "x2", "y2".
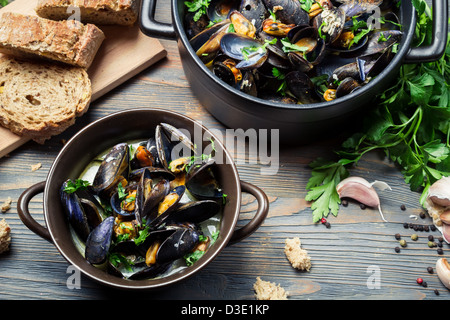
[
  {"x1": 184, "y1": 0, "x2": 403, "y2": 104},
  {"x1": 60, "y1": 123, "x2": 224, "y2": 280}
]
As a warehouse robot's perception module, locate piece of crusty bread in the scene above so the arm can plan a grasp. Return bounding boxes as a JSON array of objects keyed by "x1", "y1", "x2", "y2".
[
  {"x1": 0, "y1": 218, "x2": 11, "y2": 254},
  {"x1": 0, "y1": 12, "x2": 105, "y2": 69},
  {"x1": 0, "y1": 56, "x2": 92, "y2": 143},
  {"x1": 36, "y1": 0, "x2": 139, "y2": 26}
]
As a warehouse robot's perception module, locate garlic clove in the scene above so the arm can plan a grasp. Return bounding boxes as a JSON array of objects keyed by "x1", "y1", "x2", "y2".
[
  {"x1": 436, "y1": 258, "x2": 450, "y2": 289},
  {"x1": 336, "y1": 176, "x2": 390, "y2": 222},
  {"x1": 442, "y1": 223, "x2": 450, "y2": 244},
  {"x1": 427, "y1": 176, "x2": 450, "y2": 207},
  {"x1": 439, "y1": 210, "x2": 450, "y2": 224}
]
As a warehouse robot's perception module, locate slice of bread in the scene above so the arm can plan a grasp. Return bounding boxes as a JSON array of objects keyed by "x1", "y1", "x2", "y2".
[
  {"x1": 0, "y1": 56, "x2": 92, "y2": 143},
  {"x1": 36, "y1": 0, "x2": 139, "y2": 26},
  {"x1": 0, "y1": 12, "x2": 105, "y2": 69}
]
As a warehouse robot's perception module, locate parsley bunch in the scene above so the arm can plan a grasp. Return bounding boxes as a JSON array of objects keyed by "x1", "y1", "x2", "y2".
[{"x1": 306, "y1": 0, "x2": 450, "y2": 222}]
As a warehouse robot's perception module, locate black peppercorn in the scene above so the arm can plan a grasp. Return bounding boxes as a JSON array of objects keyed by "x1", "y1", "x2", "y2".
[
  {"x1": 325, "y1": 222, "x2": 331, "y2": 229},
  {"x1": 427, "y1": 267, "x2": 434, "y2": 274},
  {"x1": 428, "y1": 235, "x2": 434, "y2": 241},
  {"x1": 434, "y1": 289, "x2": 440, "y2": 295},
  {"x1": 430, "y1": 225, "x2": 437, "y2": 231},
  {"x1": 401, "y1": 204, "x2": 406, "y2": 211},
  {"x1": 395, "y1": 247, "x2": 400, "y2": 253},
  {"x1": 403, "y1": 222, "x2": 409, "y2": 229},
  {"x1": 437, "y1": 248, "x2": 444, "y2": 255},
  {"x1": 424, "y1": 225, "x2": 429, "y2": 232},
  {"x1": 422, "y1": 281, "x2": 428, "y2": 288},
  {"x1": 342, "y1": 199, "x2": 348, "y2": 207},
  {"x1": 360, "y1": 203, "x2": 366, "y2": 210},
  {"x1": 409, "y1": 223, "x2": 414, "y2": 229},
  {"x1": 419, "y1": 212, "x2": 426, "y2": 219},
  {"x1": 395, "y1": 233, "x2": 401, "y2": 240}
]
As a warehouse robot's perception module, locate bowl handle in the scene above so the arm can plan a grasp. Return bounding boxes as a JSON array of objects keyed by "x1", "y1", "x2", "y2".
[
  {"x1": 227, "y1": 181, "x2": 269, "y2": 246},
  {"x1": 17, "y1": 181, "x2": 53, "y2": 243},
  {"x1": 139, "y1": 0, "x2": 176, "y2": 39},
  {"x1": 404, "y1": 0, "x2": 448, "y2": 63}
]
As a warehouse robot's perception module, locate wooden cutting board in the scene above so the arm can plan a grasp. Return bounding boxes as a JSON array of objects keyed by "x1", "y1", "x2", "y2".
[{"x1": 0, "y1": 0, "x2": 167, "y2": 158}]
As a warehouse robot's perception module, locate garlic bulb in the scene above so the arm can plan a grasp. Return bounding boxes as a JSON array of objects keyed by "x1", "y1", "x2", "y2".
[
  {"x1": 425, "y1": 176, "x2": 450, "y2": 243},
  {"x1": 336, "y1": 176, "x2": 391, "y2": 222}
]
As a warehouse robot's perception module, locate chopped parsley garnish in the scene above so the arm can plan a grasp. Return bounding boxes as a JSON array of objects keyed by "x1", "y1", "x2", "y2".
[{"x1": 63, "y1": 179, "x2": 90, "y2": 194}]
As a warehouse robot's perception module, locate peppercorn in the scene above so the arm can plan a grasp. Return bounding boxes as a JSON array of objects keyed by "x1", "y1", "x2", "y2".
[
  {"x1": 403, "y1": 223, "x2": 409, "y2": 229},
  {"x1": 320, "y1": 218, "x2": 327, "y2": 224},
  {"x1": 399, "y1": 239, "x2": 407, "y2": 247},
  {"x1": 409, "y1": 223, "x2": 414, "y2": 229},
  {"x1": 411, "y1": 234, "x2": 418, "y2": 241},
  {"x1": 437, "y1": 248, "x2": 444, "y2": 255},
  {"x1": 427, "y1": 267, "x2": 434, "y2": 274},
  {"x1": 430, "y1": 225, "x2": 437, "y2": 232},
  {"x1": 438, "y1": 236, "x2": 444, "y2": 243},
  {"x1": 419, "y1": 212, "x2": 426, "y2": 219},
  {"x1": 434, "y1": 289, "x2": 440, "y2": 295},
  {"x1": 437, "y1": 241, "x2": 443, "y2": 247},
  {"x1": 342, "y1": 199, "x2": 348, "y2": 207},
  {"x1": 395, "y1": 233, "x2": 401, "y2": 240},
  {"x1": 416, "y1": 278, "x2": 423, "y2": 285},
  {"x1": 414, "y1": 225, "x2": 419, "y2": 231},
  {"x1": 422, "y1": 281, "x2": 428, "y2": 288},
  {"x1": 360, "y1": 203, "x2": 366, "y2": 210},
  {"x1": 424, "y1": 225, "x2": 429, "y2": 232},
  {"x1": 418, "y1": 225, "x2": 424, "y2": 232},
  {"x1": 325, "y1": 222, "x2": 331, "y2": 229},
  {"x1": 428, "y1": 235, "x2": 434, "y2": 241},
  {"x1": 400, "y1": 204, "x2": 406, "y2": 211},
  {"x1": 428, "y1": 241, "x2": 436, "y2": 248},
  {"x1": 395, "y1": 247, "x2": 401, "y2": 253}
]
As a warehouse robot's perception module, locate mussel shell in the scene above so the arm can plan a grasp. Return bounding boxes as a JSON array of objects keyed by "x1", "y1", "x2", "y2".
[
  {"x1": 339, "y1": 0, "x2": 382, "y2": 19},
  {"x1": 191, "y1": 20, "x2": 231, "y2": 63},
  {"x1": 335, "y1": 77, "x2": 361, "y2": 97},
  {"x1": 186, "y1": 167, "x2": 224, "y2": 201},
  {"x1": 60, "y1": 180, "x2": 91, "y2": 241},
  {"x1": 262, "y1": 0, "x2": 309, "y2": 25},
  {"x1": 156, "y1": 227, "x2": 200, "y2": 264},
  {"x1": 313, "y1": 7, "x2": 346, "y2": 44},
  {"x1": 207, "y1": 0, "x2": 239, "y2": 22},
  {"x1": 220, "y1": 33, "x2": 269, "y2": 69},
  {"x1": 92, "y1": 143, "x2": 129, "y2": 196},
  {"x1": 169, "y1": 200, "x2": 222, "y2": 223},
  {"x1": 239, "y1": 71, "x2": 258, "y2": 97},
  {"x1": 288, "y1": 52, "x2": 314, "y2": 73},
  {"x1": 127, "y1": 262, "x2": 172, "y2": 280},
  {"x1": 229, "y1": 10, "x2": 257, "y2": 38},
  {"x1": 85, "y1": 216, "x2": 115, "y2": 265},
  {"x1": 357, "y1": 30, "x2": 402, "y2": 56},
  {"x1": 147, "y1": 185, "x2": 186, "y2": 228},
  {"x1": 285, "y1": 71, "x2": 320, "y2": 104},
  {"x1": 110, "y1": 184, "x2": 138, "y2": 218},
  {"x1": 239, "y1": 0, "x2": 267, "y2": 31},
  {"x1": 138, "y1": 178, "x2": 171, "y2": 223}
]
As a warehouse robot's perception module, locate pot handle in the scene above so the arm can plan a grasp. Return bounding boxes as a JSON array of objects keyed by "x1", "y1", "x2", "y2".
[
  {"x1": 404, "y1": 0, "x2": 448, "y2": 63},
  {"x1": 227, "y1": 181, "x2": 269, "y2": 246},
  {"x1": 17, "y1": 181, "x2": 53, "y2": 243},
  {"x1": 139, "y1": 0, "x2": 176, "y2": 39}
]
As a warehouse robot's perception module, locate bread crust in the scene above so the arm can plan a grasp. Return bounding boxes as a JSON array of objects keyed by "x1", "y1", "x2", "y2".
[
  {"x1": 0, "y1": 12, "x2": 105, "y2": 68},
  {"x1": 0, "y1": 56, "x2": 92, "y2": 143},
  {"x1": 35, "y1": 0, "x2": 139, "y2": 25}
]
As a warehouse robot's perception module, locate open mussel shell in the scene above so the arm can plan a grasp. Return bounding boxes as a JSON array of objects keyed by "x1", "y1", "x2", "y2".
[
  {"x1": 169, "y1": 200, "x2": 222, "y2": 223},
  {"x1": 137, "y1": 177, "x2": 171, "y2": 224},
  {"x1": 262, "y1": 0, "x2": 309, "y2": 25},
  {"x1": 313, "y1": 6, "x2": 346, "y2": 44},
  {"x1": 212, "y1": 55, "x2": 242, "y2": 86},
  {"x1": 186, "y1": 165, "x2": 224, "y2": 201},
  {"x1": 220, "y1": 33, "x2": 269, "y2": 69},
  {"x1": 190, "y1": 20, "x2": 231, "y2": 63},
  {"x1": 85, "y1": 216, "x2": 115, "y2": 265},
  {"x1": 207, "y1": 0, "x2": 239, "y2": 22},
  {"x1": 92, "y1": 142, "x2": 129, "y2": 197},
  {"x1": 146, "y1": 185, "x2": 186, "y2": 228},
  {"x1": 110, "y1": 184, "x2": 138, "y2": 218},
  {"x1": 229, "y1": 10, "x2": 257, "y2": 38},
  {"x1": 155, "y1": 123, "x2": 197, "y2": 172}
]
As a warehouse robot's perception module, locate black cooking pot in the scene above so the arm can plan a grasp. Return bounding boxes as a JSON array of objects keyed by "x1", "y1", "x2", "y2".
[{"x1": 139, "y1": 0, "x2": 448, "y2": 143}]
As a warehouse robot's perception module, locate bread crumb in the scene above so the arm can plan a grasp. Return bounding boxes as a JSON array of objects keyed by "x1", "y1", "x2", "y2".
[
  {"x1": 0, "y1": 219, "x2": 11, "y2": 254},
  {"x1": 253, "y1": 277, "x2": 288, "y2": 300},
  {"x1": 284, "y1": 237, "x2": 311, "y2": 271},
  {"x1": 1, "y1": 197, "x2": 12, "y2": 213},
  {"x1": 31, "y1": 163, "x2": 42, "y2": 171}
]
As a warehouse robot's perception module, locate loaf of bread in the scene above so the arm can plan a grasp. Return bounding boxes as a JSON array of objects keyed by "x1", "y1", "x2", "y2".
[
  {"x1": 0, "y1": 56, "x2": 92, "y2": 143},
  {"x1": 253, "y1": 277, "x2": 288, "y2": 300},
  {"x1": 0, "y1": 12, "x2": 105, "y2": 69},
  {"x1": 35, "y1": 0, "x2": 139, "y2": 26}
]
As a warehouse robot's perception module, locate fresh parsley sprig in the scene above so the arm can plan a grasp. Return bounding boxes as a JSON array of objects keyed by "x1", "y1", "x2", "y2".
[{"x1": 184, "y1": 0, "x2": 211, "y2": 22}]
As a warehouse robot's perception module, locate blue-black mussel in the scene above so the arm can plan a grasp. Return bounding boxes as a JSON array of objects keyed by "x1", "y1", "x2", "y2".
[
  {"x1": 185, "y1": 0, "x2": 403, "y2": 104},
  {"x1": 60, "y1": 123, "x2": 224, "y2": 280}
]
